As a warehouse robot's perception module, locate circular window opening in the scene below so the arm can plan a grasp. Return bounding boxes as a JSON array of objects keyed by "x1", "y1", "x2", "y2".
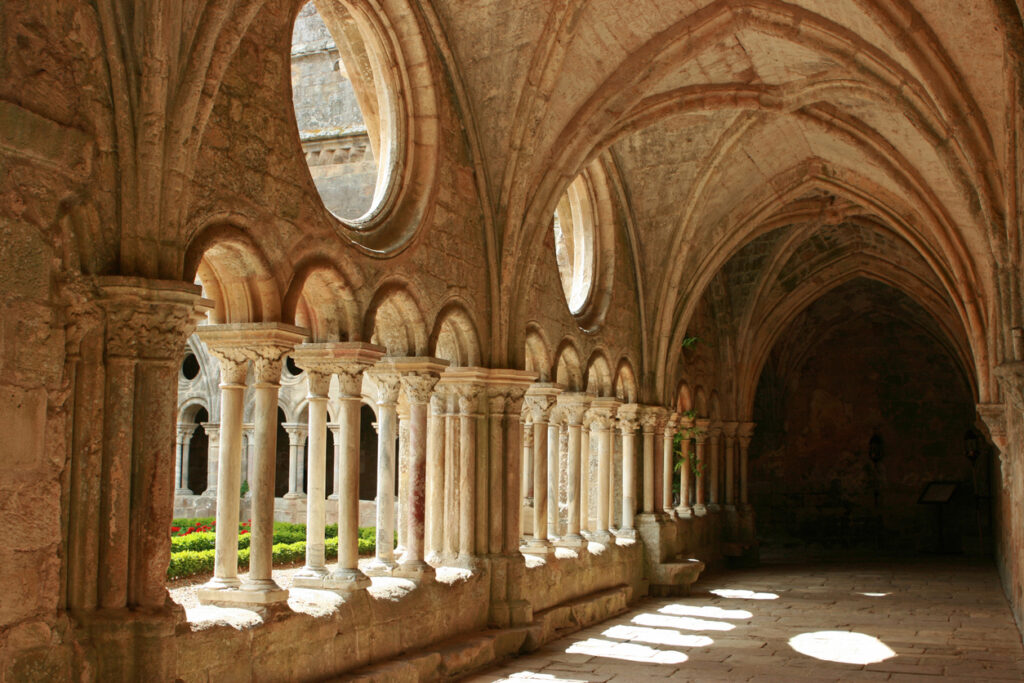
[
  {"x1": 286, "y1": 356, "x2": 304, "y2": 377},
  {"x1": 181, "y1": 353, "x2": 200, "y2": 380},
  {"x1": 553, "y1": 174, "x2": 597, "y2": 316},
  {"x1": 290, "y1": 1, "x2": 400, "y2": 222}
]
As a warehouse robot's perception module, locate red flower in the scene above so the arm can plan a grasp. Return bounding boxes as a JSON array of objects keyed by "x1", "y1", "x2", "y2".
[
  {"x1": 240, "y1": 529, "x2": 249, "y2": 535},
  {"x1": 170, "y1": 526, "x2": 180, "y2": 532}
]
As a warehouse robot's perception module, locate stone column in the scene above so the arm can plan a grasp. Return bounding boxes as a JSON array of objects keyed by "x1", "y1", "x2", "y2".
[
  {"x1": 587, "y1": 398, "x2": 619, "y2": 542},
  {"x1": 426, "y1": 393, "x2": 446, "y2": 564},
  {"x1": 456, "y1": 383, "x2": 483, "y2": 567},
  {"x1": 663, "y1": 412, "x2": 679, "y2": 515},
  {"x1": 396, "y1": 402, "x2": 411, "y2": 557},
  {"x1": 639, "y1": 408, "x2": 660, "y2": 514},
  {"x1": 396, "y1": 363, "x2": 446, "y2": 580},
  {"x1": 328, "y1": 423, "x2": 341, "y2": 500},
  {"x1": 241, "y1": 424, "x2": 254, "y2": 494},
  {"x1": 723, "y1": 422, "x2": 738, "y2": 510},
  {"x1": 443, "y1": 390, "x2": 459, "y2": 561},
  {"x1": 693, "y1": 419, "x2": 711, "y2": 516},
  {"x1": 547, "y1": 407, "x2": 563, "y2": 541},
  {"x1": 197, "y1": 323, "x2": 306, "y2": 607},
  {"x1": 581, "y1": 414, "x2": 597, "y2": 533},
  {"x1": 198, "y1": 355, "x2": 246, "y2": 595},
  {"x1": 520, "y1": 417, "x2": 536, "y2": 540},
  {"x1": 175, "y1": 424, "x2": 195, "y2": 494},
  {"x1": 283, "y1": 423, "x2": 307, "y2": 499},
  {"x1": 738, "y1": 422, "x2": 755, "y2": 508},
  {"x1": 201, "y1": 423, "x2": 220, "y2": 496},
  {"x1": 676, "y1": 414, "x2": 694, "y2": 517},
  {"x1": 524, "y1": 383, "x2": 560, "y2": 553},
  {"x1": 365, "y1": 368, "x2": 402, "y2": 576},
  {"x1": 617, "y1": 404, "x2": 639, "y2": 536},
  {"x1": 293, "y1": 365, "x2": 331, "y2": 581},
  {"x1": 557, "y1": 394, "x2": 589, "y2": 547},
  {"x1": 63, "y1": 278, "x2": 209, "y2": 612},
  {"x1": 707, "y1": 423, "x2": 722, "y2": 512},
  {"x1": 310, "y1": 344, "x2": 385, "y2": 592}
]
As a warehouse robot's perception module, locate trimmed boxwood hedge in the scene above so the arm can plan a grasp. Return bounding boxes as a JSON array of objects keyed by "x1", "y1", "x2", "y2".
[{"x1": 167, "y1": 522, "x2": 380, "y2": 580}]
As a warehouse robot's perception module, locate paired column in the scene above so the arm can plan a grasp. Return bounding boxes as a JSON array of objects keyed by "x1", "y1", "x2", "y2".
[
  {"x1": 693, "y1": 419, "x2": 710, "y2": 516},
  {"x1": 282, "y1": 423, "x2": 308, "y2": 499},
  {"x1": 365, "y1": 368, "x2": 402, "y2": 576},
  {"x1": 200, "y1": 423, "x2": 220, "y2": 496},
  {"x1": 198, "y1": 323, "x2": 306, "y2": 607},
  {"x1": 617, "y1": 405, "x2": 640, "y2": 536},
  {"x1": 395, "y1": 362, "x2": 446, "y2": 579},
  {"x1": 293, "y1": 363, "x2": 331, "y2": 581},
  {"x1": 328, "y1": 423, "x2": 341, "y2": 500},
  {"x1": 723, "y1": 422, "x2": 739, "y2": 511},
  {"x1": 676, "y1": 413, "x2": 695, "y2": 517},
  {"x1": 523, "y1": 383, "x2": 561, "y2": 554},
  {"x1": 738, "y1": 422, "x2": 755, "y2": 509},
  {"x1": 425, "y1": 393, "x2": 446, "y2": 564},
  {"x1": 396, "y1": 403, "x2": 411, "y2": 557},
  {"x1": 663, "y1": 413, "x2": 679, "y2": 515},
  {"x1": 580, "y1": 414, "x2": 595, "y2": 534},
  {"x1": 520, "y1": 415, "x2": 533, "y2": 536},
  {"x1": 547, "y1": 407, "x2": 564, "y2": 541},
  {"x1": 175, "y1": 424, "x2": 196, "y2": 494},
  {"x1": 557, "y1": 394, "x2": 590, "y2": 548},
  {"x1": 639, "y1": 408, "x2": 662, "y2": 514},
  {"x1": 587, "y1": 397, "x2": 619, "y2": 542},
  {"x1": 707, "y1": 423, "x2": 722, "y2": 512}
]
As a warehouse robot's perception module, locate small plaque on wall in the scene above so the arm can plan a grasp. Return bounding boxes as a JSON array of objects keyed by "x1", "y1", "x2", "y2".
[{"x1": 918, "y1": 481, "x2": 957, "y2": 504}]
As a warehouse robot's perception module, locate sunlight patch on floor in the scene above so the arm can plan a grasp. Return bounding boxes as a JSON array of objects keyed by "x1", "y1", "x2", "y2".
[
  {"x1": 659, "y1": 604, "x2": 753, "y2": 620},
  {"x1": 789, "y1": 630, "x2": 896, "y2": 665},
  {"x1": 566, "y1": 637, "x2": 688, "y2": 664},
  {"x1": 633, "y1": 612, "x2": 735, "y2": 632},
  {"x1": 602, "y1": 623, "x2": 715, "y2": 648},
  {"x1": 710, "y1": 588, "x2": 779, "y2": 600}
]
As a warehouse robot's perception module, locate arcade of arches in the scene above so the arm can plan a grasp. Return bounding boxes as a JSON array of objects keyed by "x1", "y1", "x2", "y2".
[{"x1": 4, "y1": 0, "x2": 1024, "y2": 680}]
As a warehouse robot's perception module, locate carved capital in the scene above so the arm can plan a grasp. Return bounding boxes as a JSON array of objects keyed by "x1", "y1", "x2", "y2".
[
  {"x1": 249, "y1": 345, "x2": 289, "y2": 385},
  {"x1": 213, "y1": 353, "x2": 248, "y2": 385},
  {"x1": 97, "y1": 279, "x2": 211, "y2": 362},
  {"x1": 524, "y1": 393, "x2": 556, "y2": 423},
  {"x1": 457, "y1": 384, "x2": 482, "y2": 415},
  {"x1": 995, "y1": 362, "x2": 1024, "y2": 414},
  {"x1": 369, "y1": 371, "x2": 402, "y2": 406},
  {"x1": 402, "y1": 373, "x2": 440, "y2": 405},
  {"x1": 306, "y1": 369, "x2": 331, "y2": 398}
]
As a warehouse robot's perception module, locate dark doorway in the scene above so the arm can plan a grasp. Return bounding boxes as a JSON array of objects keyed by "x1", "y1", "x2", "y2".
[{"x1": 186, "y1": 407, "x2": 209, "y2": 493}]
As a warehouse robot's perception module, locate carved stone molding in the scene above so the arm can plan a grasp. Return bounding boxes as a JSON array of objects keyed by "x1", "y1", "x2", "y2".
[
  {"x1": 197, "y1": 323, "x2": 308, "y2": 388},
  {"x1": 401, "y1": 373, "x2": 440, "y2": 405}
]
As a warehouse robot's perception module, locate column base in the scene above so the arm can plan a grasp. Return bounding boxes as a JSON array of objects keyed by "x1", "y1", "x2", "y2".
[
  {"x1": 198, "y1": 583, "x2": 288, "y2": 608},
  {"x1": 174, "y1": 488, "x2": 194, "y2": 496},
  {"x1": 676, "y1": 506, "x2": 693, "y2": 519},
  {"x1": 724, "y1": 503, "x2": 737, "y2": 512},
  {"x1": 522, "y1": 538, "x2": 552, "y2": 555},
  {"x1": 556, "y1": 533, "x2": 585, "y2": 549},
  {"x1": 708, "y1": 502, "x2": 721, "y2": 513},
  {"x1": 292, "y1": 565, "x2": 329, "y2": 581},
  {"x1": 591, "y1": 530, "x2": 613, "y2": 544},
  {"x1": 282, "y1": 492, "x2": 306, "y2": 500},
  {"x1": 200, "y1": 488, "x2": 217, "y2": 497},
  {"x1": 693, "y1": 504, "x2": 708, "y2": 517},
  {"x1": 199, "y1": 575, "x2": 241, "y2": 591},
  {"x1": 453, "y1": 554, "x2": 478, "y2": 571},
  {"x1": 614, "y1": 528, "x2": 637, "y2": 540},
  {"x1": 394, "y1": 560, "x2": 436, "y2": 582},
  {"x1": 328, "y1": 493, "x2": 339, "y2": 501},
  {"x1": 305, "y1": 568, "x2": 371, "y2": 593},
  {"x1": 662, "y1": 508, "x2": 678, "y2": 520},
  {"x1": 363, "y1": 557, "x2": 397, "y2": 576}
]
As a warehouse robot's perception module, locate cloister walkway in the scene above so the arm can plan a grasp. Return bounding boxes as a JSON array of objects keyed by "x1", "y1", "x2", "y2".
[{"x1": 468, "y1": 558, "x2": 1024, "y2": 682}]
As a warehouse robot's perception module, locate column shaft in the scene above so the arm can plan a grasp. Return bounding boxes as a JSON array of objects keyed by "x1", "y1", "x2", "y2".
[
  {"x1": 547, "y1": 420, "x2": 560, "y2": 539},
  {"x1": 207, "y1": 378, "x2": 244, "y2": 589},
  {"x1": 299, "y1": 391, "x2": 329, "y2": 578},
  {"x1": 621, "y1": 426, "x2": 636, "y2": 530},
  {"x1": 532, "y1": 420, "x2": 548, "y2": 541},
  {"x1": 566, "y1": 420, "x2": 583, "y2": 538},
  {"x1": 426, "y1": 395, "x2": 445, "y2": 563},
  {"x1": 642, "y1": 425, "x2": 655, "y2": 513},
  {"x1": 246, "y1": 379, "x2": 285, "y2": 592}
]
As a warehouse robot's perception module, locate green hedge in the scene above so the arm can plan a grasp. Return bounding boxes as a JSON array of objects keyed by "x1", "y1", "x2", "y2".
[{"x1": 167, "y1": 526, "x2": 378, "y2": 580}]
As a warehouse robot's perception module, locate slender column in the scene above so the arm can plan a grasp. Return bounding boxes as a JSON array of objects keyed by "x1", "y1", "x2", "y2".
[
  {"x1": 282, "y1": 423, "x2": 307, "y2": 499},
  {"x1": 240, "y1": 425, "x2": 253, "y2": 494},
  {"x1": 243, "y1": 344, "x2": 295, "y2": 602},
  {"x1": 618, "y1": 405, "x2": 639, "y2": 534},
  {"x1": 457, "y1": 385, "x2": 482, "y2": 567},
  {"x1": 639, "y1": 409, "x2": 659, "y2": 514},
  {"x1": 663, "y1": 413, "x2": 678, "y2": 515},
  {"x1": 365, "y1": 370, "x2": 402, "y2": 575},
  {"x1": 397, "y1": 368, "x2": 444, "y2": 580},
  {"x1": 524, "y1": 384, "x2": 560, "y2": 553},
  {"x1": 693, "y1": 419, "x2": 710, "y2": 516},
  {"x1": 486, "y1": 390, "x2": 509, "y2": 555},
  {"x1": 547, "y1": 408, "x2": 563, "y2": 540},
  {"x1": 294, "y1": 368, "x2": 331, "y2": 580},
  {"x1": 707, "y1": 424, "x2": 722, "y2": 512},
  {"x1": 201, "y1": 423, "x2": 220, "y2": 496},
  {"x1": 396, "y1": 402, "x2": 411, "y2": 557},
  {"x1": 652, "y1": 419, "x2": 664, "y2": 512},
  {"x1": 443, "y1": 391, "x2": 459, "y2": 560},
  {"x1": 558, "y1": 395, "x2": 589, "y2": 547},
  {"x1": 328, "y1": 423, "x2": 341, "y2": 500},
  {"x1": 307, "y1": 344, "x2": 383, "y2": 592},
  {"x1": 723, "y1": 422, "x2": 738, "y2": 510},
  {"x1": 739, "y1": 422, "x2": 755, "y2": 508},
  {"x1": 581, "y1": 416, "x2": 595, "y2": 533},
  {"x1": 587, "y1": 399, "x2": 618, "y2": 541},
  {"x1": 425, "y1": 393, "x2": 446, "y2": 564},
  {"x1": 521, "y1": 417, "x2": 533, "y2": 504},
  {"x1": 199, "y1": 356, "x2": 246, "y2": 593},
  {"x1": 175, "y1": 425, "x2": 195, "y2": 494},
  {"x1": 676, "y1": 414, "x2": 694, "y2": 517}
]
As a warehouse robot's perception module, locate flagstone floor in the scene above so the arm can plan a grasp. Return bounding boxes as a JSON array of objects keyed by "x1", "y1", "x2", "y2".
[{"x1": 466, "y1": 558, "x2": 1024, "y2": 682}]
